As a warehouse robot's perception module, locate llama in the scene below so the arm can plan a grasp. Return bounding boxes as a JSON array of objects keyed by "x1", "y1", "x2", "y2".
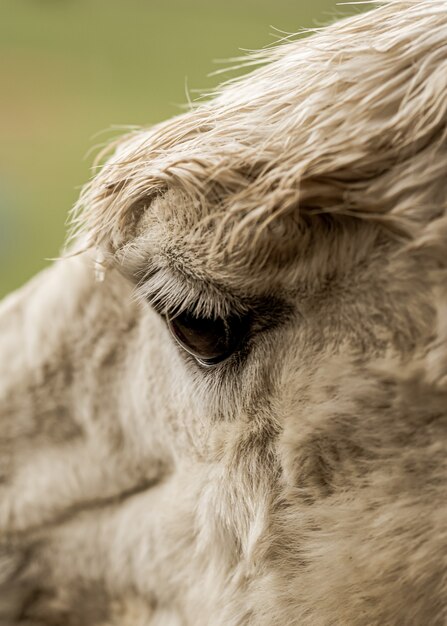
[{"x1": 1, "y1": 1, "x2": 446, "y2": 624}]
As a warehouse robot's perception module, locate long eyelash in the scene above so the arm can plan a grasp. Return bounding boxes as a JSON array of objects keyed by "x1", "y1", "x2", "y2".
[{"x1": 134, "y1": 269, "x2": 243, "y2": 320}]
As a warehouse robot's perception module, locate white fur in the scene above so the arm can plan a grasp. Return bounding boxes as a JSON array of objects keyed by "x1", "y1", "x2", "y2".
[{"x1": 1, "y1": 2, "x2": 447, "y2": 624}]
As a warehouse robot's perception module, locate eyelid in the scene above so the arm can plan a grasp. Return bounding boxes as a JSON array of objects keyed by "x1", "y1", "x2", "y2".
[{"x1": 137, "y1": 270, "x2": 244, "y2": 321}]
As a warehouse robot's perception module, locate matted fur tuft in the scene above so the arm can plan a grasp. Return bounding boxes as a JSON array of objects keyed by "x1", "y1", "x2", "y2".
[{"x1": 71, "y1": 0, "x2": 447, "y2": 266}]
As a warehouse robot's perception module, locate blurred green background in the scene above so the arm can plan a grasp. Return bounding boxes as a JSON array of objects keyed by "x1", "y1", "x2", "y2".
[{"x1": 0, "y1": 0, "x2": 360, "y2": 298}]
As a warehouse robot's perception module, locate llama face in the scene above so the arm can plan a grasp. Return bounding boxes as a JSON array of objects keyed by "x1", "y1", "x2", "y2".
[
  {"x1": 1, "y1": 2, "x2": 447, "y2": 624},
  {"x1": 72, "y1": 0, "x2": 446, "y2": 431}
]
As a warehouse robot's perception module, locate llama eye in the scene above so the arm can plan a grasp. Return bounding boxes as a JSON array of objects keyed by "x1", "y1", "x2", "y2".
[{"x1": 167, "y1": 310, "x2": 248, "y2": 366}]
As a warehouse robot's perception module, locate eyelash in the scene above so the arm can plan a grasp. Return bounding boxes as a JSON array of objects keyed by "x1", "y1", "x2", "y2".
[{"x1": 143, "y1": 273, "x2": 292, "y2": 369}]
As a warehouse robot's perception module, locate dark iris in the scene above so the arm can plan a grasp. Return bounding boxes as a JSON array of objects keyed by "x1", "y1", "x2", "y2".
[{"x1": 167, "y1": 310, "x2": 249, "y2": 366}]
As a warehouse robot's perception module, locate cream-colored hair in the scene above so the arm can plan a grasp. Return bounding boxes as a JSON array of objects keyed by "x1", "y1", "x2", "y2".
[
  {"x1": 1, "y1": 2, "x2": 446, "y2": 624},
  {"x1": 73, "y1": 0, "x2": 447, "y2": 251}
]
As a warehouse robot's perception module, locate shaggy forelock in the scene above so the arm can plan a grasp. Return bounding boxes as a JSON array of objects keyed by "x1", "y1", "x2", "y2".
[{"x1": 71, "y1": 0, "x2": 447, "y2": 275}]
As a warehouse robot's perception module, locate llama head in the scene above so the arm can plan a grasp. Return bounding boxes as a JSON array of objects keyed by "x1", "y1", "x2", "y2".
[
  {"x1": 73, "y1": 0, "x2": 446, "y2": 398},
  {"x1": 12, "y1": 1, "x2": 444, "y2": 623}
]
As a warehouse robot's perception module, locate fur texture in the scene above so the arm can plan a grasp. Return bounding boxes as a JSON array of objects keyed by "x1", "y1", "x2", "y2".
[{"x1": 1, "y1": 1, "x2": 447, "y2": 624}]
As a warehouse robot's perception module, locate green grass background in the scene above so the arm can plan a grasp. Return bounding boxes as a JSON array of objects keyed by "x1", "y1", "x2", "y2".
[{"x1": 0, "y1": 0, "x2": 360, "y2": 298}]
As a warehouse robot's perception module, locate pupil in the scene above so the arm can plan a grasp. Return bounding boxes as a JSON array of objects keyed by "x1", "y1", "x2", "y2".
[{"x1": 168, "y1": 311, "x2": 246, "y2": 364}]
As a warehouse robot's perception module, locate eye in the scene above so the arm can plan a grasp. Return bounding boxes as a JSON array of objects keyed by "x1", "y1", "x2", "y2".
[{"x1": 167, "y1": 310, "x2": 249, "y2": 367}]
